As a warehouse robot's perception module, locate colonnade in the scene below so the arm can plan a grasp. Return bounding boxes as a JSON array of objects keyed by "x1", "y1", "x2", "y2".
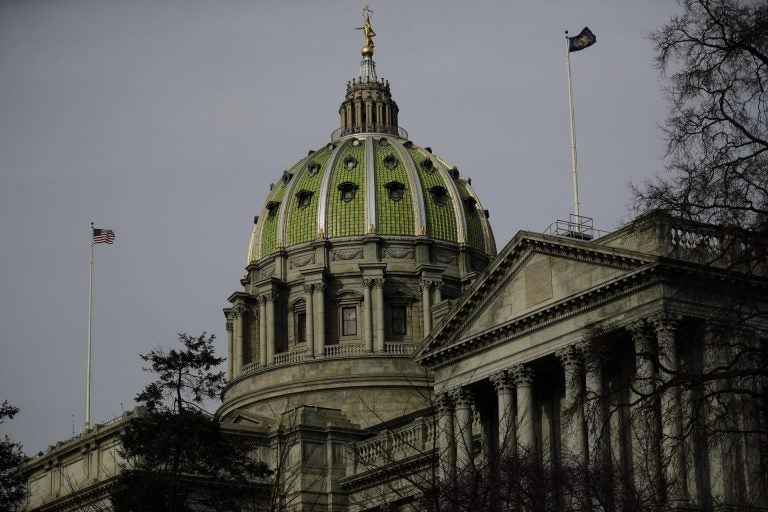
[
  {"x1": 435, "y1": 312, "x2": 692, "y2": 508},
  {"x1": 227, "y1": 276, "x2": 443, "y2": 378}
]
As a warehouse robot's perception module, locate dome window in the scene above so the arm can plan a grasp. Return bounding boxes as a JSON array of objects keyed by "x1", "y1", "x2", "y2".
[
  {"x1": 296, "y1": 190, "x2": 313, "y2": 209},
  {"x1": 338, "y1": 182, "x2": 359, "y2": 202},
  {"x1": 266, "y1": 201, "x2": 281, "y2": 218},
  {"x1": 384, "y1": 181, "x2": 406, "y2": 201},
  {"x1": 327, "y1": 143, "x2": 336, "y2": 151},
  {"x1": 463, "y1": 196, "x2": 477, "y2": 212},
  {"x1": 352, "y1": 139, "x2": 361, "y2": 147},
  {"x1": 282, "y1": 170, "x2": 293, "y2": 185},
  {"x1": 404, "y1": 141, "x2": 414, "y2": 149},
  {"x1": 378, "y1": 138, "x2": 389, "y2": 147},
  {"x1": 421, "y1": 158, "x2": 434, "y2": 173},
  {"x1": 308, "y1": 161, "x2": 321, "y2": 176},
  {"x1": 450, "y1": 167, "x2": 460, "y2": 180},
  {"x1": 429, "y1": 186, "x2": 449, "y2": 206},
  {"x1": 344, "y1": 156, "x2": 358, "y2": 170},
  {"x1": 383, "y1": 154, "x2": 398, "y2": 170}
]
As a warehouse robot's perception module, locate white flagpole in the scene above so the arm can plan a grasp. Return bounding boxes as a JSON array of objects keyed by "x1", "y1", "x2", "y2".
[
  {"x1": 565, "y1": 31, "x2": 581, "y2": 228},
  {"x1": 86, "y1": 222, "x2": 94, "y2": 430}
]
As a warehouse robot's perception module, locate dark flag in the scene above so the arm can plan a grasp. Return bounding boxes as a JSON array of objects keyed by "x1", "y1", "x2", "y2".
[
  {"x1": 568, "y1": 27, "x2": 596, "y2": 52},
  {"x1": 92, "y1": 228, "x2": 116, "y2": 245}
]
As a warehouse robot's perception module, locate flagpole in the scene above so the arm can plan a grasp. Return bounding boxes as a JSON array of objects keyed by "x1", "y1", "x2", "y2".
[
  {"x1": 565, "y1": 30, "x2": 581, "y2": 228},
  {"x1": 86, "y1": 222, "x2": 94, "y2": 430}
]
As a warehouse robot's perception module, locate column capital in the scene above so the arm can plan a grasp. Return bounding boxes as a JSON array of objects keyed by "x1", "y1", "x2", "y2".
[
  {"x1": 511, "y1": 364, "x2": 535, "y2": 385},
  {"x1": 555, "y1": 343, "x2": 584, "y2": 369},
  {"x1": 232, "y1": 303, "x2": 249, "y2": 317},
  {"x1": 362, "y1": 278, "x2": 375, "y2": 289},
  {"x1": 314, "y1": 282, "x2": 327, "y2": 293},
  {"x1": 649, "y1": 310, "x2": 682, "y2": 336},
  {"x1": 626, "y1": 318, "x2": 652, "y2": 340},
  {"x1": 451, "y1": 387, "x2": 474, "y2": 408},
  {"x1": 489, "y1": 370, "x2": 515, "y2": 392},
  {"x1": 303, "y1": 283, "x2": 314, "y2": 294},
  {"x1": 420, "y1": 279, "x2": 434, "y2": 290},
  {"x1": 372, "y1": 278, "x2": 385, "y2": 288},
  {"x1": 225, "y1": 321, "x2": 234, "y2": 333},
  {"x1": 259, "y1": 291, "x2": 278, "y2": 304},
  {"x1": 435, "y1": 391, "x2": 454, "y2": 412}
]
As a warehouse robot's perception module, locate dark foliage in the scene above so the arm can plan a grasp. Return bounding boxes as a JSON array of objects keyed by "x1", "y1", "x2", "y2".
[
  {"x1": 111, "y1": 333, "x2": 269, "y2": 512},
  {"x1": 0, "y1": 401, "x2": 25, "y2": 512}
]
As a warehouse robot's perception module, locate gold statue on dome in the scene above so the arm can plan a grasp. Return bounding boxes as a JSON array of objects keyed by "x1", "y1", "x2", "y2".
[{"x1": 357, "y1": 6, "x2": 376, "y2": 57}]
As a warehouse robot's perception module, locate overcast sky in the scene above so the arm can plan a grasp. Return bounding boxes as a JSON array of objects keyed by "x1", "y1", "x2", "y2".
[{"x1": 0, "y1": 0, "x2": 675, "y2": 454}]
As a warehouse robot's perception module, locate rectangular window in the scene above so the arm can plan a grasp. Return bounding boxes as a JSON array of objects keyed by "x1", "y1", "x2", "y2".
[
  {"x1": 391, "y1": 306, "x2": 407, "y2": 335},
  {"x1": 342, "y1": 307, "x2": 357, "y2": 336},
  {"x1": 296, "y1": 312, "x2": 306, "y2": 342}
]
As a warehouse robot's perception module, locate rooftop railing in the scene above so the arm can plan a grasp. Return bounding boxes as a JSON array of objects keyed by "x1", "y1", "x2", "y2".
[{"x1": 331, "y1": 125, "x2": 408, "y2": 142}]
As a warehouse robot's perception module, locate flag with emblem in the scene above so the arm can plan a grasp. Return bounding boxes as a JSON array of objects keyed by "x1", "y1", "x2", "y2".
[{"x1": 568, "y1": 27, "x2": 596, "y2": 52}]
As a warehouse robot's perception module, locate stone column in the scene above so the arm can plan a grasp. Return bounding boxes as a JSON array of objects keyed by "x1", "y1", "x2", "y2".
[
  {"x1": 258, "y1": 296, "x2": 267, "y2": 367},
  {"x1": 265, "y1": 293, "x2": 276, "y2": 365},
  {"x1": 651, "y1": 312, "x2": 690, "y2": 507},
  {"x1": 437, "y1": 392, "x2": 457, "y2": 484},
  {"x1": 453, "y1": 388, "x2": 475, "y2": 472},
  {"x1": 421, "y1": 280, "x2": 433, "y2": 335},
  {"x1": 304, "y1": 284, "x2": 315, "y2": 357},
  {"x1": 490, "y1": 370, "x2": 516, "y2": 454},
  {"x1": 434, "y1": 280, "x2": 443, "y2": 305},
  {"x1": 627, "y1": 319, "x2": 663, "y2": 504},
  {"x1": 233, "y1": 304, "x2": 246, "y2": 377},
  {"x1": 556, "y1": 343, "x2": 588, "y2": 467},
  {"x1": 314, "y1": 283, "x2": 326, "y2": 356},
  {"x1": 225, "y1": 318, "x2": 234, "y2": 378},
  {"x1": 362, "y1": 278, "x2": 374, "y2": 352},
  {"x1": 373, "y1": 278, "x2": 385, "y2": 352},
  {"x1": 583, "y1": 339, "x2": 612, "y2": 492},
  {"x1": 512, "y1": 364, "x2": 536, "y2": 455}
]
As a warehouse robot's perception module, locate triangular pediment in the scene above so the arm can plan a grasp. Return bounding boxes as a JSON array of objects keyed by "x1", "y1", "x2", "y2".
[{"x1": 415, "y1": 231, "x2": 653, "y2": 365}]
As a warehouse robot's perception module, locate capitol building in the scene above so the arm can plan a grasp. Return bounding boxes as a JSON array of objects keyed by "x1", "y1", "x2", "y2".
[{"x1": 17, "y1": 11, "x2": 768, "y2": 512}]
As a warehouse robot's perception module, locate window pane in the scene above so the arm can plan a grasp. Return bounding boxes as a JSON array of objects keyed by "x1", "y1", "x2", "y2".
[
  {"x1": 392, "y1": 306, "x2": 406, "y2": 335},
  {"x1": 296, "y1": 312, "x2": 306, "y2": 342},
  {"x1": 342, "y1": 307, "x2": 357, "y2": 336}
]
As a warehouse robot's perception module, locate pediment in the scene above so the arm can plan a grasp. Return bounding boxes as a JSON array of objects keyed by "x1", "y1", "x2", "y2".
[
  {"x1": 415, "y1": 232, "x2": 653, "y2": 365},
  {"x1": 229, "y1": 410, "x2": 275, "y2": 428}
]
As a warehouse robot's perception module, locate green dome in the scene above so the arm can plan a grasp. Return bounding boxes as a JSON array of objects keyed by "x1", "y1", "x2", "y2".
[{"x1": 248, "y1": 135, "x2": 496, "y2": 262}]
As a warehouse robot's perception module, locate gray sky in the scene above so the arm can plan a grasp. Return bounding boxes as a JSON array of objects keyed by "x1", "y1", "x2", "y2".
[{"x1": 0, "y1": 0, "x2": 674, "y2": 454}]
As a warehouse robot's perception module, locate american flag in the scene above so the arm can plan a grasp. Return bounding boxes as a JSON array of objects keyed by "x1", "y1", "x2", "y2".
[{"x1": 92, "y1": 228, "x2": 116, "y2": 245}]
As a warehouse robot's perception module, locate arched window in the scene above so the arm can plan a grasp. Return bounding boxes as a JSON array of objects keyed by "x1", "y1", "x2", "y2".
[
  {"x1": 338, "y1": 182, "x2": 359, "y2": 202},
  {"x1": 385, "y1": 181, "x2": 405, "y2": 201},
  {"x1": 296, "y1": 190, "x2": 313, "y2": 209},
  {"x1": 429, "y1": 186, "x2": 449, "y2": 206}
]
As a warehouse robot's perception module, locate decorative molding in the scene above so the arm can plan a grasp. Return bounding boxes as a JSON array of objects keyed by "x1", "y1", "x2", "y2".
[
  {"x1": 384, "y1": 247, "x2": 414, "y2": 259},
  {"x1": 434, "y1": 250, "x2": 457, "y2": 265},
  {"x1": 332, "y1": 248, "x2": 363, "y2": 261},
  {"x1": 290, "y1": 254, "x2": 315, "y2": 269},
  {"x1": 261, "y1": 266, "x2": 275, "y2": 279},
  {"x1": 489, "y1": 370, "x2": 514, "y2": 392},
  {"x1": 511, "y1": 364, "x2": 535, "y2": 385}
]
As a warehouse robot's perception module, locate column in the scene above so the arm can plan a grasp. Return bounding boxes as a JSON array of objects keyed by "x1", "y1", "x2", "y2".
[
  {"x1": 373, "y1": 278, "x2": 385, "y2": 352},
  {"x1": 651, "y1": 312, "x2": 690, "y2": 507},
  {"x1": 265, "y1": 292, "x2": 276, "y2": 365},
  {"x1": 437, "y1": 392, "x2": 457, "y2": 483},
  {"x1": 454, "y1": 388, "x2": 475, "y2": 472},
  {"x1": 304, "y1": 284, "x2": 315, "y2": 357},
  {"x1": 421, "y1": 279, "x2": 433, "y2": 335},
  {"x1": 259, "y1": 296, "x2": 267, "y2": 367},
  {"x1": 556, "y1": 343, "x2": 588, "y2": 467},
  {"x1": 314, "y1": 283, "x2": 326, "y2": 356},
  {"x1": 627, "y1": 319, "x2": 662, "y2": 503},
  {"x1": 226, "y1": 319, "x2": 234, "y2": 378},
  {"x1": 512, "y1": 364, "x2": 536, "y2": 455},
  {"x1": 434, "y1": 281, "x2": 443, "y2": 305},
  {"x1": 583, "y1": 338, "x2": 612, "y2": 501},
  {"x1": 362, "y1": 279, "x2": 374, "y2": 352},
  {"x1": 490, "y1": 370, "x2": 516, "y2": 454},
  {"x1": 233, "y1": 304, "x2": 246, "y2": 377}
]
